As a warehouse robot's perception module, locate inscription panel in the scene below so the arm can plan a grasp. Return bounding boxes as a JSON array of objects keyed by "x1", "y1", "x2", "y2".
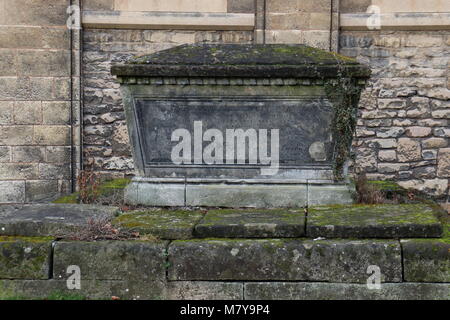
[{"x1": 134, "y1": 97, "x2": 335, "y2": 174}]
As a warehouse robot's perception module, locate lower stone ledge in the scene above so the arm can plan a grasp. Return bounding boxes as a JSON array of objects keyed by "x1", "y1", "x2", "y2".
[
  {"x1": 244, "y1": 282, "x2": 450, "y2": 300},
  {"x1": 1, "y1": 280, "x2": 448, "y2": 300}
]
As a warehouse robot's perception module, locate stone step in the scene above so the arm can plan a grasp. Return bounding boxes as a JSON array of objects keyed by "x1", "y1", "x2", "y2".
[
  {"x1": 0, "y1": 203, "x2": 445, "y2": 240},
  {"x1": 307, "y1": 204, "x2": 444, "y2": 239},
  {"x1": 0, "y1": 204, "x2": 119, "y2": 237},
  {"x1": 193, "y1": 209, "x2": 306, "y2": 238}
]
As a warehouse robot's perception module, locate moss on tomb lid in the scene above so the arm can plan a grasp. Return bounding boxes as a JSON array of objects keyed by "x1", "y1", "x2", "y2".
[{"x1": 111, "y1": 44, "x2": 371, "y2": 79}]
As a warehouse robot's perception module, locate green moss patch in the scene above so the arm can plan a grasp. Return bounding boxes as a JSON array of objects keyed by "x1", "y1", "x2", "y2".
[
  {"x1": 194, "y1": 208, "x2": 305, "y2": 238},
  {"x1": 113, "y1": 209, "x2": 205, "y2": 240},
  {"x1": 307, "y1": 204, "x2": 444, "y2": 239}
]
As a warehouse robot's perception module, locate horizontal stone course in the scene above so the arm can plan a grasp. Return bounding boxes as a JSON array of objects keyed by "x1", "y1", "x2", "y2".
[
  {"x1": 53, "y1": 241, "x2": 168, "y2": 281},
  {"x1": 168, "y1": 239, "x2": 402, "y2": 283},
  {"x1": 244, "y1": 282, "x2": 450, "y2": 300}
]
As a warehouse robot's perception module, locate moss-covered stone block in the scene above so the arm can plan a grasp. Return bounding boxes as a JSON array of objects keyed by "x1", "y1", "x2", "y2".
[
  {"x1": 402, "y1": 225, "x2": 450, "y2": 282},
  {"x1": 168, "y1": 239, "x2": 402, "y2": 283},
  {"x1": 0, "y1": 236, "x2": 52, "y2": 280},
  {"x1": 194, "y1": 209, "x2": 305, "y2": 238},
  {"x1": 113, "y1": 209, "x2": 205, "y2": 239},
  {"x1": 53, "y1": 241, "x2": 168, "y2": 281},
  {"x1": 307, "y1": 204, "x2": 443, "y2": 238}
]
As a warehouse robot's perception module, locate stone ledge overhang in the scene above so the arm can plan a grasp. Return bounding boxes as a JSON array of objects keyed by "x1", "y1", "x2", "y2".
[
  {"x1": 111, "y1": 44, "x2": 372, "y2": 79},
  {"x1": 83, "y1": 10, "x2": 255, "y2": 31},
  {"x1": 341, "y1": 12, "x2": 450, "y2": 31}
]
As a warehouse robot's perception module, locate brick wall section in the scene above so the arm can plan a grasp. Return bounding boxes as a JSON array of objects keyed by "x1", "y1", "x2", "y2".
[
  {"x1": 82, "y1": 29, "x2": 254, "y2": 178},
  {"x1": 340, "y1": 31, "x2": 450, "y2": 201},
  {"x1": 0, "y1": 0, "x2": 76, "y2": 203}
]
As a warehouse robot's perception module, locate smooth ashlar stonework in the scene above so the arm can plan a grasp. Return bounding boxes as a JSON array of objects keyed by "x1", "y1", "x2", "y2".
[{"x1": 186, "y1": 184, "x2": 308, "y2": 208}]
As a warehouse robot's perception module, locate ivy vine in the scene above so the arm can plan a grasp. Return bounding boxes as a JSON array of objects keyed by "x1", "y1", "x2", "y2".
[{"x1": 325, "y1": 76, "x2": 364, "y2": 181}]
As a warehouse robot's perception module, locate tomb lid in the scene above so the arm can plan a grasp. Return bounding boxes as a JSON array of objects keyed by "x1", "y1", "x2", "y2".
[{"x1": 111, "y1": 44, "x2": 371, "y2": 79}]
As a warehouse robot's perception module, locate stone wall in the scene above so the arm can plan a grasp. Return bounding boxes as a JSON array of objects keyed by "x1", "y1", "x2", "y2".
[
  {"x1": 0, "y1": 0, "x2": 77, "y2": 203},
  {"x1": 340, "y1": 31, "x2": 450, "y2": 201},
  {"x1": 265, "y1": 0, "x2": 337, "y2": 50},
  {"x1": 82, "y1": 29, "x2": 254, "y2": 178}
]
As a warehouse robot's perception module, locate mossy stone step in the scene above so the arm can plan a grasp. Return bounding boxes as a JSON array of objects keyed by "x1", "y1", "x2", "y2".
[
  {"x1": 194, "y1": 209, "x2": 306, "y2": 238},
  {"x1": 307, "y1": 204, "x2": 443, "y2": 239},
  {"x1": 112, "y1": 209, "x2": 205, "y2": 240},
  {"x1": 0, "y1": 204, "x2": 119, "y2": 237}
]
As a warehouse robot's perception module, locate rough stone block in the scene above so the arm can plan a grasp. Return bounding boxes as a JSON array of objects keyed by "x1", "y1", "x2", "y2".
[
  {"x1": 194, "y1": 209, "x2": 305, "y2": 238},
  {"x1": 0, "y1": 236, "x2": 52, "y2": 279},
  {"x1": 0, "y1": 147, "x2": 10, "y2": 162},
  {"x1": 12, "y1": 146, "x2": 45, "y2": 163},
  {"x1": 13, "y1": 101, "x2": 42, "y2": 125},
  {"x1": 0, "y1": 49, "x2": 17, "y2": 76},
  {"x1": 437, "y1": 148, "x2": 450, "y2": 178},
  {"x1": 53, "y1": 241, "x2": 168, "y2": 281},
  {"x1": 308, "y1": 204, "x2": 443, "y2": 238},
  {"x1": 186, "y1": 184, "x2": 308, "y2": 208},
  {"x1": 244, "y1": 282, "x2": 450, "y2": 300},
  {"x1": 0, "y1": 163, "x2": 38, "y2": 179},
  {"x1": 308, "y1": 184, "x2": 354, "y2": 206},
  {"x1": 34, "y1": 125, "x2": 71, "y2": 145},
  {"x1": 0, "y1": 204, "x2": 119, "y2": 237},
  {"x1": 0, "y1": 0, "x2": 68, "y2": 26},
  {"x1": 45, "y1": 146, "x2": 71, "y2": 163},
  {"x1": 0, "y1": 101, "x2": 13, "y2": 125},
  {"x1": 0, "y1": 125, "x2": 34, "y2": 145},
  {"x1": 228, "y1": 0, "x2": 254, "y2": 13},
  {"x1": 0, "y1": 181, "x2": 25, "y2": 203},
  {"x1": 168, "y1": 239, "x2": 402, "y2": 283},
  {"x1": 402, "y1": 236, "x2": 450, "y2": 283},
  {"x1": 17, "y1": 50, "x2": 70, "y2": 77},
  {"x1": 397, "y1": 138, "x2": 422, "y2": 162},
  {"x1": 38, "y1": 163, "x2": 71, "y2": 180},
  {"x1": 42, "y1": 102, "x2": 71, "y2": 124},
  {"x1": 25, "y1": 180, "x2": 59, "y2": 202}
]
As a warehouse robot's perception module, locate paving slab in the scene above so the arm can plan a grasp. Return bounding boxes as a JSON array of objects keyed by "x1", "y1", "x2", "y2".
[
  {"x1": 0, "y1": 204, "x2": 119, "y2": 237},
  {"x1": 113, "y1": 210, "x2": 205, "y2": 239},
  {"x1": 307, "y1": 204, "x2": 443, "y2": 238},
  {"x1": 194, "y1": 209, "x2": 305, "y2": 238}
]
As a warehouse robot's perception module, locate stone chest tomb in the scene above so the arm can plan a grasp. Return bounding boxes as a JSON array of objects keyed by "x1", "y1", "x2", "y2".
[{"x1": 112, "y1": 44, "x2": 370, "y2": 208}]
